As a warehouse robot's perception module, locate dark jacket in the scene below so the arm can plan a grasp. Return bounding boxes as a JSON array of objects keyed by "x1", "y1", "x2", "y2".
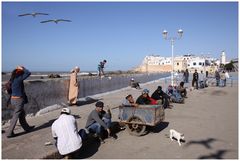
[
  {"x1": 193, "y1": 72, "x2": 199, "y2": 80},
  {"x1": 11, "y1": 69, "x2": 31, "y2": 97},
  {"x1": 136, "y1": 95, "x2": 157, "y2": 105},
  {"x1": 152, "y1": 89, "x2": 170, "y2": 100},
  {"x1": 151, "y1": 89, "x2": 163, "y2": 100},
  {"x1": 136, "y1": 95, "x2": 151, "y2": 105}
]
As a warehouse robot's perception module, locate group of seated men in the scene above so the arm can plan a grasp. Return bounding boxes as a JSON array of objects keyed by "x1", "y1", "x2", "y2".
[
  {"x1": 51, "y1": 82, "x2": 188, "y2": 158},
  {"x1": 123, "y1": 81, "x2": 187, "y2": 109}
]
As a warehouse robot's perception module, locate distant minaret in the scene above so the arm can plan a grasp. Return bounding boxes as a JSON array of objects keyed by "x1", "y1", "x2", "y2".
[{"x1": 220, "y1": 50, "x2": 226, "y2": 65}]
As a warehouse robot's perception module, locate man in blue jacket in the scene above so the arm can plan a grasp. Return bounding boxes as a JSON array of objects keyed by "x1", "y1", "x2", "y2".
[{"x1": 6, "y1": 66, "x2": 35, "y2": 138}]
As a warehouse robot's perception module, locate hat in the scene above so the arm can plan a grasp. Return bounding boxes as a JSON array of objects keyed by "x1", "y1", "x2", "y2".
[
  {"x1": 131, "y1": 78, "x2": 134, "y2": 81},
  {"x1": 142, "y1": 89, "x2": 149, "y2": 94},
  {"x1": 95, "y1": 101, "x2": 104, "y2": 107},
  {"x1": 61, "y1": 108, "x2": 71, "y2": 114}
]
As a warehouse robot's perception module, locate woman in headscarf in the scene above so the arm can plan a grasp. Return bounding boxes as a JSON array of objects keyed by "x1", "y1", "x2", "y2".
[{"x1": 68, "y1": 66, "x2": 80, "y2": 106}]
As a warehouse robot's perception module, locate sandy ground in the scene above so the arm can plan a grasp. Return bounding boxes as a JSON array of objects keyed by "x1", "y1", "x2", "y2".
[{"x1": 2, "y1": 73, "x2": 238, "y2": 159}]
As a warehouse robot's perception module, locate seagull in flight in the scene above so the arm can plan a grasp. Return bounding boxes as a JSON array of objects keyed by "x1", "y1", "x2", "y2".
[
  {"x1": 40, "y1": 19, "x2": 72, "y2": 24},
  {"x1": 18, "y1": 12, "x2": 49, "y2": 17}
]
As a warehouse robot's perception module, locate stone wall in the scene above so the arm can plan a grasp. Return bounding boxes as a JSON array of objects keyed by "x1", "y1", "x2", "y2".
[{"x1": 2, "y1": 73, "x2": 170, "y2": 121}]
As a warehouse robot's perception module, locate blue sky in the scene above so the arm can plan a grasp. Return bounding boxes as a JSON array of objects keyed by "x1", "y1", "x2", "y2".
[{"x1": 2, "y1": 2, "x2": 238, "y2": 72}]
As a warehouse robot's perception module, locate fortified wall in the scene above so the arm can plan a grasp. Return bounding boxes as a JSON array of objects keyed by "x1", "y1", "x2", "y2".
[{"x1": 2, "y1": 73, "x2": 170, "y2": 121}]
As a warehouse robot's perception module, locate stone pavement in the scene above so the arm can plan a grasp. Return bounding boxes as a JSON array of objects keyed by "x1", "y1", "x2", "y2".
[{"x1": 1, "y1": 73, "x2": 238, "y2": 159}]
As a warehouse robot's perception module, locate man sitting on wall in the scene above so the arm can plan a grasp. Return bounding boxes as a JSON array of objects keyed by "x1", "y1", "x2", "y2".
[{"x1": 130, "y1": 78, "x2": 141, "y2": 89}]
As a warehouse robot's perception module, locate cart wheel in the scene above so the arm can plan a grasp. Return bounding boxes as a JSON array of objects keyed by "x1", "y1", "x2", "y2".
[{"x1": 126, "y1": 116, "x2": 146, "y2": 136}]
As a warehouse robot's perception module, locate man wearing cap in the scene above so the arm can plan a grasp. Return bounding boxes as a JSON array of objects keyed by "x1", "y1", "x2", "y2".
[
  {"x1": 52, "y1": 108, "x2": 85, "y2": 158},
  {"x1": 85, "y1": 101, "x2": 112, "y2": 142},
  {"x1": 136, "y1": 89, "x2": 158, "y2": 105},
  {"x1": 68, "y1": 66, "x2": 80, "y2": 106}
]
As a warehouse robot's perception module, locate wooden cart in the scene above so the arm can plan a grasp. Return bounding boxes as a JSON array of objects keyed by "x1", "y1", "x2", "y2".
[{"x1": 119, "y1": 105, "x2": 165, "y2": 136}]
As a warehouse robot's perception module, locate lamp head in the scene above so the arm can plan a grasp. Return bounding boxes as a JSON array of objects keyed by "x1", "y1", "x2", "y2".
[
  {"x1": 162, "y1": 30, "x2": 168, "y2": 39},
  {"x1": 178, "y1": 29, "x2": 183, "y2": 38}
]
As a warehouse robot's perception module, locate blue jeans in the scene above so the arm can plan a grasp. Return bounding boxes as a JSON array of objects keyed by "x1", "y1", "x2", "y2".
[
  {"x1": 87, "y1": 118, "x2": 111, "y2": 135},
  {"x1": 216, "y1": 79, "x2": 220, "y2": 86}
]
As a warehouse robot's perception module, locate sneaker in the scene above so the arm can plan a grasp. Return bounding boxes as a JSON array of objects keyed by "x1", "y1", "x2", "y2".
[
  {"x1": 7, "y1": 132, "x2": 16, "y2": 138},
  {"x1": 120, "y1": 126, "x2": 126, "y2": 130}
]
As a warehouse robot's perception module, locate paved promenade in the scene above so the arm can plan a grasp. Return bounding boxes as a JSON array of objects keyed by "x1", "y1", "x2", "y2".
[{"x1": 2, "y1": 73, "x2": 238, "y2": 159}]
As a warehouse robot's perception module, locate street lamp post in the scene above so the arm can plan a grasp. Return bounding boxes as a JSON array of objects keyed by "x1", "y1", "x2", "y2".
[
  {"x1": 162, "y1": 29, "x2": 183, "y2": 86},
  {"x1": 145, "y1": 57, "x2": 150, "y2": 75}
]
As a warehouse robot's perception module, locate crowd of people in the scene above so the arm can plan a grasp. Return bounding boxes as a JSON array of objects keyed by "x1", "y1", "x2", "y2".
[{"x1": 5, "y1": 64, "x2": 231, "y2": 158}]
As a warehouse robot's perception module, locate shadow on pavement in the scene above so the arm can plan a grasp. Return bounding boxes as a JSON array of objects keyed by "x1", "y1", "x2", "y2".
[
  {"x1": 65, "y1": 121, "x2": 123, "y2": 159},
  {"x1": 76, "y1": 97, "x2": 102, "y2": 106},
  {"x1": 198, "y1": 149, "x2": 229, "y2": 159},
  {"x1": 184, "y1": 137, "x2": 218, "y2": 149},
  {"x1": 6, "y1": 119, "x2": 57, "y2": 138},
  {"x1": 148, "y1": 121, "x2": 169, "y2": 133},
  {"x1": 74, "y1": 138, "x2": 101, "y2": 159}
]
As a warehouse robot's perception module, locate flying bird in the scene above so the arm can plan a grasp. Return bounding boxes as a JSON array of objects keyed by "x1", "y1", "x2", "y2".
[
  {"x1": 18, "y1": 12, "x2": 49, "y2": 17},
  {"x1": 40, "y1": 19, "x2": 72, "y2": 24}
]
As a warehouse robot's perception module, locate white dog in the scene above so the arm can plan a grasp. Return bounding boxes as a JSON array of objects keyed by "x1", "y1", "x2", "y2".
[{"x1": 170, "y1": 129, "x2": 184, "y2": 146}]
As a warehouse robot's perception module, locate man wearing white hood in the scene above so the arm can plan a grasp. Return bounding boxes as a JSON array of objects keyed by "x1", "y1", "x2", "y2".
[{"x1": 68, "y1": 66, "x2": 80, "y2": 106}]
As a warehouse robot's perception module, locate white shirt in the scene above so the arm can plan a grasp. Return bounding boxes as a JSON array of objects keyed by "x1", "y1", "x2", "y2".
[
  {"x1": 199, "y1": 73, "x2": 205, "y2": 81},
  {"x1": 52, "y1": 114, "x2": 82, "y2": 155},
  {"x1": 225, "y1": 72, "x2": 230, "y2": 79},
  {"x1": 122, "y1": 98, "x2": 131, "y2": 106}
]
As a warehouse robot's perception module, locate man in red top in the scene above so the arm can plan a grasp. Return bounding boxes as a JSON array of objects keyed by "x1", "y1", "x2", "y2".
[{"x1": 136, "y1": 89, "x2": 158, "y2": 105}]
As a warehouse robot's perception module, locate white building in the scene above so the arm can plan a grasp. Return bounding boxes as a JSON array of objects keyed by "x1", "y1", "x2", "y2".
[
  {"x1": 220, "y1": 50, "x2": 226, "y2": 64},
  {"x1": 143, "y1": 55, "x2": 172, "y2": 65},
  {"x1": 137, "y1": 54, "x2": 218, "y2": 73},
  {"x1": 187, "y1": 57, "x2": 205, "y2": 68},
  {"x1": 159, "y1": 57, "x2": 172, "y2": 65},
  {"x1": 144, "y1": 55, "x2": 162, "y2": 65}
]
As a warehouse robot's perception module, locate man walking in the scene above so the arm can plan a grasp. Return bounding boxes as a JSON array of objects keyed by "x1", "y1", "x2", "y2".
[{"x1": 6, "y1": 66, "x2": 34, "y2": 138}]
